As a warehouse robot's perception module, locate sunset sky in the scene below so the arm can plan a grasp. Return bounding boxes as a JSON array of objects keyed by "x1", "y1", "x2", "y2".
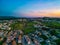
[{"x1": 0, "y1": 0, "x2": 60, "y2": 17}]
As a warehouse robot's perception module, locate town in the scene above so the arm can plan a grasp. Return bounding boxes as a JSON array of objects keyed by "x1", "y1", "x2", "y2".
[{"x1": 0, "y1": 17, "x2": 60, "y2": 45}]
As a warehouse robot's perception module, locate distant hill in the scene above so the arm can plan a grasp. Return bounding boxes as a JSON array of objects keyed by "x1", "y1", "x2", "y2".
[
  {"x1": 0, "y1": 16, "x2": 18, "y2": 20},
  {"x1": 0, "y1": 16, "x2": 60, "y2": 20},
  {"x1": 42, "y1": 17, "x2": 60, "y2": 21}
]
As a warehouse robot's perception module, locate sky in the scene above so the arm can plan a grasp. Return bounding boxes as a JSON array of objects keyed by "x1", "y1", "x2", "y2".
[{"x1": 0, "y1": 0, "x2": 60, "y2": 17}]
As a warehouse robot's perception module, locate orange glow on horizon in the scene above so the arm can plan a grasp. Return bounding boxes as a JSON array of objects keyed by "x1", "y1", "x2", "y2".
[
  {"x1": 14, "y1": 8, "x2": 60, "y2": 17},
  {"x1": 21, "y1": 10, "x2": 60, "y2": 17}
]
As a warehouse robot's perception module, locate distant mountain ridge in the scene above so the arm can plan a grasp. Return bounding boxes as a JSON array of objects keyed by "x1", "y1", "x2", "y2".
[
  {"x1": 0, "y1": 16, "x2": 18, "y2": 20},
  {"x1": 0, "y1": 16, "x2": 60, "y2": 20}
]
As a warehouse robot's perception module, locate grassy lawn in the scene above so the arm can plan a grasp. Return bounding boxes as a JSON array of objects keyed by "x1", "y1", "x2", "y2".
[
  {"x1": 23, "y1": 27, "x2": 35, "y2": 34},
  {"x1": 10, "y1": 21, "x2": 37, "y2": 34},
  {"x1": 42, "y1": 21, "x2": 60, "y2": 29},
  {"x1": 23, "y1": 22, "x2": 36, "y2": 34},
  {"x1": 10, "y1": 22, "x2": 24, "y2": 30}
]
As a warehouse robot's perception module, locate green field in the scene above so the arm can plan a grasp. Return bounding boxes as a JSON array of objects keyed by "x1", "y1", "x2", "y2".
[
  {"x1": 10, "y1": 21, "x2": 37, "y2": 34},
  {"x1": 42, "y1": 21, "x2": 60, "y2": 29}
]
